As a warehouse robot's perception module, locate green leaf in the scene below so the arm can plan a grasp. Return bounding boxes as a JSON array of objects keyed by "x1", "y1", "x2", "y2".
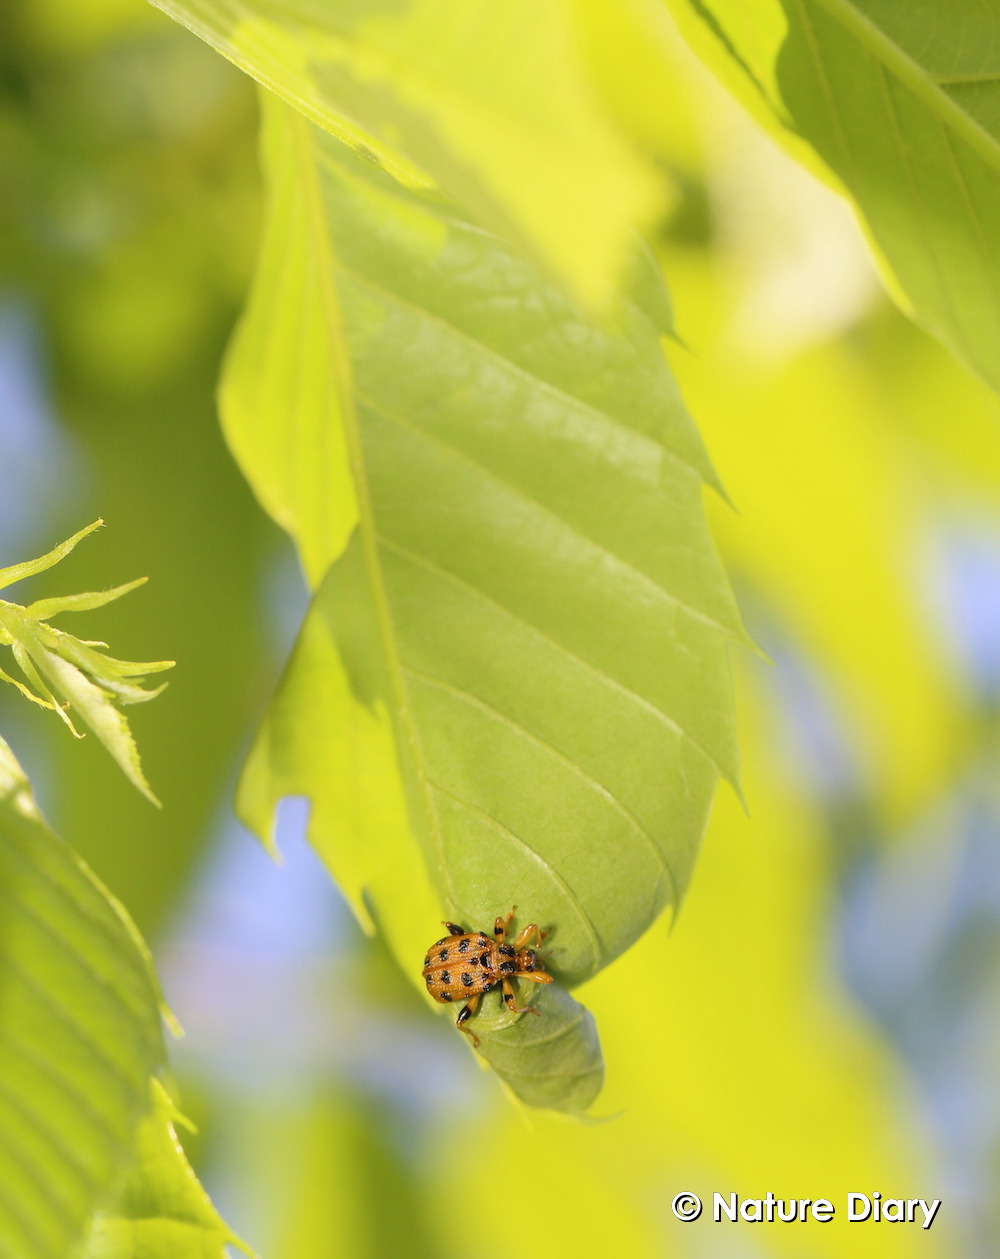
[
  {"x1": 150, "y1": 0, "x2": 669, "y2": 308},
  {"x1": 665, "y1": 0, "x2": 1000, "y2": 393},
  {"x1": 226, "y1": 98, "x2": 744, "y2": 1110},
  {"x1": 238, "y1": 546, "x2": 605, "y2": 1113},
  {"x1": 218, "y1": 89, "x2": 359, "y2": 587},
  {"x1": 473, "y1": 983, "x2": 604, "y2": 1115},
  {"x1": 82, "y1": 1081, "x2": 252, "y2": 1259},
  {"x1": 0, "y1": 520, "x2": 105, "y2": 592},
  {"x1": 0, "y1": 528, "x2": 174, "y2": 804},
  {"x1": 0, "y1": 737, "x2": 164, "y2": 1259},
  {"x1": 26, "y1": 579, "x2": 149, "y2": 622}
]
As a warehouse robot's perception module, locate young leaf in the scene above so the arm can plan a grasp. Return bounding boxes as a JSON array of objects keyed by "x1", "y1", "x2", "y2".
[
  {"x1": 150, "y1": 0, "x2": 669, "y2": 308},
  {"x1": 227, "y1": 98, "x2": 745, "y2": 1108},
  {"x1": 0, "y1": 738, "x2": 164, "y2": 1259},
  {"x1": 0, "y1": 519, "x2": 104, "y2": 591},
  {"x1": 0, "y1": 527, "x2": 174, "y2": 804},
  {"x1": 666, "y1": 0, "x2": 1000, "y2": 394},
  {"x1": 82, "y1": 1080, "x2": 252, "y2": 1259}
]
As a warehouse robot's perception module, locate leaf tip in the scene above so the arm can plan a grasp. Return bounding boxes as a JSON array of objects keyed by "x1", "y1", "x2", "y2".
[
  {"x1": 131, "y1": 769, "x2": 162, "y2": 808},
  {"x1": 161, "y1": 1002, "x2": 184, "y2": 1039}
]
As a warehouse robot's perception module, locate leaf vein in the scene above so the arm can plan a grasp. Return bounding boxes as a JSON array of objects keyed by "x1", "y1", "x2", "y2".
[
  {"x1": 378, "y1": 534, "x2": 729, "y2": 782},
  {"x1": 0, "y1": 1069, "x2": 94, "y2": 1204},
  {"x1": 355, "y1": 387, "x2": 738, "y2": 641},
  {"x1": 877, "y1": 65, "x2": 968, "y2": 342},
  {"x1": 401, "y1": 663, "x2": 674, "y2": 908},
  {"x1": 425, "y1": 775, "x2": 603, "y2": 971},
  {"x1": 0, "y1": 1130, "x2": 57, "y2": 1259},
  {"x1": 2, "y1": 1027, "x2": 122, "y2": 1147},
  {"x1": 0, "y1": 938, "x2": 145, "y2": 1090},
  {"x1": 939, "y1": 123, "x2": 1000, "y2": 313},
  {"x1": 486, "y1": 1008, "x2": 587, "y2": 1049},
  {"x1": 488, "y1": 1063, "x2": 604, "y2": 1082},
  {"x1": 0, "y1": 840, "x2": 156, "y2": 1022},
  {"x1": 808, "y1": 0, "x2": 1000, "y2": 172},
  {"x1": 326, "y1": 248, "x2": 706, "y2": 483},
  {"x1": 0, "y1": 872, "x2": 155, "y2": 1033}
]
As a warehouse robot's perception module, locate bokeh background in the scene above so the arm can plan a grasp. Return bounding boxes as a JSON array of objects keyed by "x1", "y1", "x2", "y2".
[{"x1": 3, "y1": 2, "x2": 1000, "y2": 1255}]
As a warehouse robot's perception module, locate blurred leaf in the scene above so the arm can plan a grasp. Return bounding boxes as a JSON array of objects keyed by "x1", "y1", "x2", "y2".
[
  {"x1": 0, "y1": 11, "x2": 271, "y2": 937},
  {"x1": 150, "y1": 0, "x2": 670, "y2": 307},
  {"x1": 228, "y1": 97, "x2": 743, "y2": 1109},
  {"x1": 861, "y1": 304, "x2": 1000, "y2": 499},
  {"x1": 206, "y1": 1087, "x2": 447, "y2": 1259},
  {"x1": 676, "y1": 333, "x2": 968, "y2": 819},
  {"x1": 666, "y1": 0, "x2": 1000, "y2": 393},
  {"x1": 0, "y1": 523, "x2": 174, "y2": 804},
  {"x1": 0, "y1": 736, "x2": 163, "y2": 1259},
  {"x1": 82, "y1": 1080, "x2": 251, "y2": 1259},
  {"x1": 263, "y1": 1093, "x2": 440, "y2": 1259}
]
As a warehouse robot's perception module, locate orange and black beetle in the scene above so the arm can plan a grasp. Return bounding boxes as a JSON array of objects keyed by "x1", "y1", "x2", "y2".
[{"x1": 422, "y1": 907, "x2": 553, "y2": 1046}]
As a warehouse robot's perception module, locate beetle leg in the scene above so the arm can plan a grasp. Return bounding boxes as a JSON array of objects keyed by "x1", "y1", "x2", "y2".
[
  {"x1": 494, "y1": 906, "x2": 516, "y2": 943},
  {"x1": 456, "y1": 994, "x2": 481, "y2": 1047},
  {"x1": 442, "y1": 921, "x2": 465, "y2": 937},
  {"x1": 501, "y1": 977, "x2": 540, "y2": 1016},
  {"x1": 517, "y1": 971, "x2": 554, "y2": 985},
  {"x1": 512, "y1": 923, "x2": 547, "y2": 951}
]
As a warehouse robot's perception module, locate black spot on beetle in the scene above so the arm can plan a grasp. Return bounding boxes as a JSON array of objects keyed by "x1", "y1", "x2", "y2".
[
  {"x1": 480, "y1": 953, "x2": 492, "y2": 969},
  {"x1": 423, "y1": 957, "x2": 430, "y2": 966},
  {"x1": 500, "y1": 961, "x2": 516, "y2": 974},
  {"x1": 458, "y1": 938, "x2": 470, "y2": 953},
  {"x1": 441, "y1": 992, "x2": 452, "y2": 1002},
  {"x1": 425, "y1": 974, "x2": 433, "y2": 985},
  {"x1": 440, "y1": 971, "x2": 451, "y2": 984},
  {"x1": 461, "y1": 972, "x2": 474, "y2": 987},
  {"x1": 498, "y1": 944, "x2": 515, "y2": 958},
  {"x1": 438, "y1": 949, "x2": 449, "y2": 962}
]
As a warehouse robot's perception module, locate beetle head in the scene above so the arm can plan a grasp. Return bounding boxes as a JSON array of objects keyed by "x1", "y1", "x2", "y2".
[{"x1": 517, "y1": 948, "x2": 553, "y2": 976}]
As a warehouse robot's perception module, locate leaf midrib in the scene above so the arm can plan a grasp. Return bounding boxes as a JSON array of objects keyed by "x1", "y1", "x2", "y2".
[
  {"x1": 295, "y1": 113, "x2": 459, "y2": 911},
  {"x1": 807, "y1": 0, "x2": 1000, "y2": 171}
]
